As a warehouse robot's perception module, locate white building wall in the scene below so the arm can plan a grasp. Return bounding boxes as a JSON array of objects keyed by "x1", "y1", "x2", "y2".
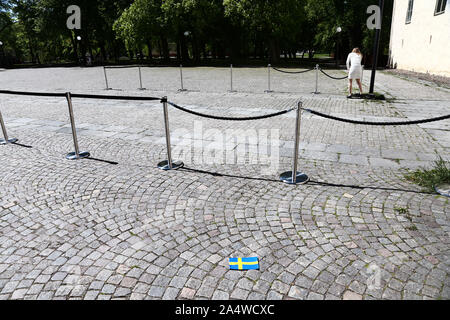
[{"x1": 389, "y1": 0, "x2": 450, "y2": 77}]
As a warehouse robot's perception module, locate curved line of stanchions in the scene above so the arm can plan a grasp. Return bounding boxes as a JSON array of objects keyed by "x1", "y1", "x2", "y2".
[
  {"x1": 168, "y1": 101, "x2": 296, "y2": 121},
  {"x1": 303, "y1": 108, "x2": 450, "y2": 125},
  {"x1": 271, "y1": 67, "x2": 315, "y2": 74},
  {"x1": 318, "y1": 68, "x2": 348, "y2": 80},
  {"x1": 0, "y1": 90, "x2": 160, "y2": 101}
]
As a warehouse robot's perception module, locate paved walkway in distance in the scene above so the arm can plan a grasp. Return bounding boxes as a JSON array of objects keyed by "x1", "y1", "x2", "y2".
[{"x1": 0, "y1": 66, "x2": 448, "y2": 300}]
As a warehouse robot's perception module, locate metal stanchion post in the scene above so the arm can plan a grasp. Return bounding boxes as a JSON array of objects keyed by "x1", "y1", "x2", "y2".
[
  {"x1": 103, "y1": 67, "x2": 111, "y2": 90},
  {"x1": 229, "y1": 64, "x2": 236, "y2": 92},
  {"x1": 280, "y1": 102, "x2": 309, "y2": 184},
  {"x1": 178, "y1": 65, "x2": 187, "y2": 92},
  {"x1": 157, "y1": 97, "x2": 184, "y2": 170},
  {"x1": 0, "y1": 110, "x2": 18, "y2": 145},
  {"x1": 265, "y1": 64, "x2": 273, "y2": 93},
  {"x1": 313, "y1": 64, "x2": 320, "y2": 94},
  {"x1": 65, "y1": 92, "x2": 90, "y2": 160},
  {"x1": 138, "y1": 65, "x2": 146, "y2": 90}
]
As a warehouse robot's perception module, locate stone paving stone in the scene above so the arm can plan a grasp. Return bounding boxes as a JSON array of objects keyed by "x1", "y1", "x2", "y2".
[
  {"x1": 288, "y1": 286, "x2": 308, "y2": 300},
  {"x1": 343, "y1": 291, "x2": 363, "y2": 300},
  {"x1": 179, "y1": 287, "x2": 196, "y2": 300},
  {"x1": 212, "y1": 290, "x2": 230, "y2": 300},
  {"x1": 162, "y1": 287, "x2": 179, "y2": 300}
]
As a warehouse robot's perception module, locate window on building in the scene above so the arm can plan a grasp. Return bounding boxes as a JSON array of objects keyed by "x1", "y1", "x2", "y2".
[
  {"x1": 435, "y1": 0, "x2": 447, "y2": 15},
  {"x1": 406, "y1": 0, "x2": 414, "y2": 23}
]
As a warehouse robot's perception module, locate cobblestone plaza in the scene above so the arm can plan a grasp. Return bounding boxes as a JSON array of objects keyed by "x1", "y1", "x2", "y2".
[{"x1": 0, "y1": 66, "x2": 449, "y2": 300}]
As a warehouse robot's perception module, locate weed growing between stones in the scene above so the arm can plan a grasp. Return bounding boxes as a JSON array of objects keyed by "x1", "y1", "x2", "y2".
[{"x1": 405, "y1": 157, "x2": 450, "y2": 193}]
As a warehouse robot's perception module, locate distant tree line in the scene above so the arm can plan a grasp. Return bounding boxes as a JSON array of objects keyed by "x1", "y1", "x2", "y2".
[{"x1": 0, "y1": 0, "x2": 393, "y2": 66}]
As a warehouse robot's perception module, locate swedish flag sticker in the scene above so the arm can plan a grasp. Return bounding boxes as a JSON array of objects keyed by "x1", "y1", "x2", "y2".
[{"x1": 229, "y1": 257, "x2": 260, "y2": 270}]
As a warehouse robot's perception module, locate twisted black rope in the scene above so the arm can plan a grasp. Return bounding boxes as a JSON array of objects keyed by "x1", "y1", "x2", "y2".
[
  {"x1": 271, "y1": 67, "x2": 315, "y2": 74},
  {"x1": 0, "y1": 90, "x2": 66, "y2": 98},
  {"x1": 302, "y1": 108, "x2": 450, "y2": 126},
  {"x1": 0, "y1": 90, "x2": 160, "y2": 101},
  {"x1": 168, "y1": 101, "x2": 295, "y2": 121},
  {"x1": 319, "y1": 68, "x2": 348, "y2": 80},
  {"x1": 104, "y1": 65, "x2": 142, "y2": 69}
]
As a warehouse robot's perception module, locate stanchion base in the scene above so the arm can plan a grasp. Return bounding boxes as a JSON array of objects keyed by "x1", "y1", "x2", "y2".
[
  {"x1": 157, "y1": 160, "x2": 184, "y2": 171},
  {"x1": 279, "y1": 171, "x2": 309, "y2": 185},
  {"x1": 228, "y1": 90, "x2": 237, "y2": 93},
  {"x1": 178, "y1": 89, "x2": 188, "y2": 92},
  {"x1": 66, "y1": 151, "x2": 91, "y2": 160},
  {"x1": 0, "y1": 138, "x2": 18, "y2": 145},
  {"x1": 138, "y1": 88, "x2": 147, "y2": 90},
  {"x1": 264, "y1": 90, "x2": 274, "y2": 93},
  {"x1": 105, "y1": 88, "x2": 113, "y2": 91},
  {"x1": 312, "y1": 91, "x2": 321, "y2": 94}
]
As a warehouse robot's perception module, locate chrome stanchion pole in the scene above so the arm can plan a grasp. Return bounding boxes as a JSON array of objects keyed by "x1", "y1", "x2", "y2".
[
  {"x1": 280, "y1": 102, "x2": 309, "y2": 184},
  {"x1": 179, "y1": 65, "x2": 187, "y2": 92},
  {"x1": 138, "y1": 65, "x2": 146, "y2": 90},
  {"x1": 157, "y1": 97, "x2": 184, "y2": 170},
  {"x1": 103, "y1": 67, "x2": 111, "y2": 90},
  {"x1": 265, "y1": 64, "x2": 273, "y2": 93},
  {"x1": 65, "y1": 92, "x2": 90, "y2": 160},
  {"x1": 313, "y1": 64, "x2": 320, "y2": 94},
  {"x1": 0, "y1": 110, "x2": 18, "y2": 145}
]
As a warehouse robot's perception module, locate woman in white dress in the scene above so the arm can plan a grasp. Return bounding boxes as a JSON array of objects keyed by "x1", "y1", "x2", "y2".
[{"x1": 346, "y1": 48, "x2": 363, "y2": 98}]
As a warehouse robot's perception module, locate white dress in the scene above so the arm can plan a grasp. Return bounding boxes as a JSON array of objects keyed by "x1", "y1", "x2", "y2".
[{"x1": 346, "y1": 52, "x2": 363, "y2": 80}]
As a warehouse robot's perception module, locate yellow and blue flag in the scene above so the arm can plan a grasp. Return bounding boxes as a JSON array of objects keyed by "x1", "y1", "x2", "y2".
[{"x1": 229, "y1": 257, "x2": 259, "y2": 270}]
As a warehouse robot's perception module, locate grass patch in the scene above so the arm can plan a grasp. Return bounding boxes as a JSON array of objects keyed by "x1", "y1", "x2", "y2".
[
  {"x1": 405, "y1": 157, "x2": 450, "y2": 193},
  {"x1": 394, "y1": 207, "x2": 408, "y2": 215},
  {"x1": 363, "y1": 92, "x2": 386, "y2": 101}
]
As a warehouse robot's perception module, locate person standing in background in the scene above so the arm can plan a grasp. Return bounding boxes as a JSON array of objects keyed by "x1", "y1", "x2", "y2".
[{"x1": 346, "y1": 48, "x2": 364, "y2": 98}]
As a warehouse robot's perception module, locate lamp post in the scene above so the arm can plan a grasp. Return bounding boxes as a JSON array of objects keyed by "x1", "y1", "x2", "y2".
[
  {"x1": 335, "y1": 27, "x2": 342, "y2": 67},
  {"x1": 369, "y1": 0, "x2": 385, "y2": 95},
  {"x1": 182, "y1": 31, "x2": 191, "y2": 62},
  {"x1": 0, "y1": 41, "x2": 4, "y2": 66},
  {"x1": 76, "y1": 36, "x2": 82, "y2": 65}
]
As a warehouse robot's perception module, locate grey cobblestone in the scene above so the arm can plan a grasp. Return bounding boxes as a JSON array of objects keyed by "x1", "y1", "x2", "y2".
[{"x1": 0, "y1": 67, "x2": 448, "y2": 301}]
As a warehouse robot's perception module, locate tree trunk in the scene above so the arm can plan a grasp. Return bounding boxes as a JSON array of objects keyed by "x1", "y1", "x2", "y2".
[
  {"x1": 202, "y1": 43, "x2": 207, "y2": 60},
  {"x1": 100, "y1": 44, "x2": 107, "y2": 62},
  {"x1": 160, "y1": 35, "x2": 170, "y2": 61},
  {"x1": 192, "y1": 35, "x2": 200, "y2": 62},
  {"x1": 29, "y1": 41, "x2": 36, "y2": 64},
  {"x1": 69, "y1": 32, "x2": 78, "y2": 62},
  {"x1": 176, "y1": 41, "x2": 181, "y2": 62},
  {"x1": 268, "y1": 38, "x2": 279, "y2": 63},
  {"x1": 180, "y1": 34, "x2": 189, "y2": 62},
  {"x1": 146, "y1": 39, "x2": 153, "y2": 62}
]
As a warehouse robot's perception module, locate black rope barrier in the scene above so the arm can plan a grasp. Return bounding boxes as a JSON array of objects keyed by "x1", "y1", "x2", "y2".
[
  {"x1": 104, "y1": 65, "x2": 142, "y2": 69},
  {"x1": 272, "y1": 66, "x2": 315, "y2": 74},
  {"x1": 70, "y1": 93, "x2": 160, "y2": 101},
  {"x1": 303, "y1": 108, "x2": 450, "y2": 126},
  {"x1": 168, "y1": 101, "x2": 296, "y2": 121},
  {"x1": 0, "y1": 90, "x2": 66, "y2": 98},
  {"x1": 319, "y1": 68, "x2": 348, "y2": 80},
  {"x1": 0, "y1": 90, "x2": 160, "y2": 101}
]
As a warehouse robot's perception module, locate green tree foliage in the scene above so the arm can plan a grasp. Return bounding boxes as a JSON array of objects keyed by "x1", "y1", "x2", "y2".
[
  {"x1": 224, "y1": 0, "x2": 308, "y2": 62},
  {"x1": 305, "y1": 0, "x2": 393, "y2": 63},
  {"x1": 0, "y1": 0, "x2": 393, "y2": 66}
]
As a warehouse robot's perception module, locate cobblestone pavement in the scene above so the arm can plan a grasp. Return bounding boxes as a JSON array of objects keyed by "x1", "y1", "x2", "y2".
[{"x1": 0, "y1": 66, "x2": 449, "y2": 300}]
